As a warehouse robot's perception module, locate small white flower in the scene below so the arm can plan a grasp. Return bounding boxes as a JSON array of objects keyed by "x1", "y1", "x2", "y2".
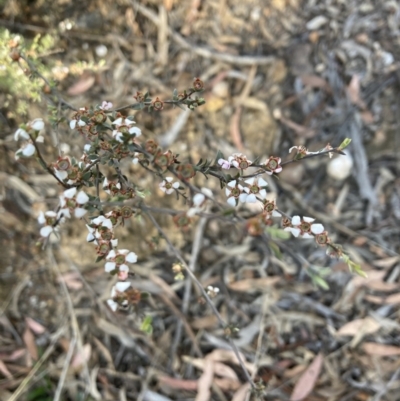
[
  {"x1": 99, "y1": 100, "x2": 113, "y2": 110},
  {"x1": 159, "y1": 177, "x2": 179, "y2": 195},
  {"x1": 59, "y1": 188, "x2": 89, "y2": 218},
  {"x1": 92, "y1": 216, "x2": 113, "y2": 229},
  {"x1": 69, "y1": 119, "x2": 86, "y2": 129},
  {"x1": 112, "y1": 117, "x2": 135, "y2": 127},
  {"x1": 105, "y1": 249, "x2": 137, "y2": 273},
  {"x1": 38, "y1": 211, "x2": 58, "y2": 238},
  {"x1": 228, "y1": 153, "x2": 252, "y2": 170},
  {"x1": 218, "y1": 158, "x2": 231, "y2": 169},
  {"x1": 284, "y1": 215, "x2": 325, "y2": 238},
  {"x1": 225, "y1": 180, "x2": 245, "y2": 206},
  {"x1": 30, "y1": 118, "x2": 44, "y2": 131},
  {"x1": 14, "y1": 128, "x2": 30, "y2": 141},
  {"x1": 243, "y1": 177, "x2": 268, "y2": 203},
  {"x1": 15, "y1": 143, "x2": 36, "y2": 160},
  {"x1": 107, "y1": 281, "x2": 132, "y2": 311},
  {"x1": 206, "y1": 286, "x2": 220, "y2": 298}
]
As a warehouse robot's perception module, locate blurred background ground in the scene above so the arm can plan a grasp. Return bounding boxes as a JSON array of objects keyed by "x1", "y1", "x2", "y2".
[{"x1": 0, "y1": 0, "x2": 400, "y2": 400}]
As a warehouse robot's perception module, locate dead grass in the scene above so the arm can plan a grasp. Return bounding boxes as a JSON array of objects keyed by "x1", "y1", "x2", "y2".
[{"x1": 1, "y1": 0, "x2": 400, "y2": 400}]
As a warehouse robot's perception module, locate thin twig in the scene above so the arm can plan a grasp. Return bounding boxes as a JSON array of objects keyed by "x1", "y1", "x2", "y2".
[
  {"x1": 144, "y1": 211, "x2": 256, "y2": 388},
  {"x1": 19, "y1": 54, "x2": 77, "y2": 111}
]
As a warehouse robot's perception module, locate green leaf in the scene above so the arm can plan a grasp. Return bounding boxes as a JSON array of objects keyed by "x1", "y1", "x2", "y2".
[
  {"x1": 266, "y1": 226, "x2": 291, "y2": 240},
  {"x1": 338, "y1": 138, "x2": 352, "y2": 150},
  {"x1": 268, "y1": 241, "x2": 282, "y2": 259},
  {"x1": 312, "y1": 275, "x2": 330, "y2": 290},
  {"x1": 140, "y1": 315, "x2": 153, "y2": 335}
]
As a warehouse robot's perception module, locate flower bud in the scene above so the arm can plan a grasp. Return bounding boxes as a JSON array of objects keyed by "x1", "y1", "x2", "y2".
[
  {"x1": 145, "y1": 139, "x2": 159, "y2": 155},
  {"x1": 152, "y1": 97, "x2": 164, "y2": 111},
  {"x1": 193, "y1": 78, "x2": 204, "y2": 91},
  {"x1": 175, "y1": 163, "x2": 196, "y2": 180}
]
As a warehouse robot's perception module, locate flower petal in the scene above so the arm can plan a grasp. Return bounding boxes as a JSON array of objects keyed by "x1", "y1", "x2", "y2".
[
  {"x1": 193, "y1": 193, "x2": 205, "y2": 206},
  {"x1": 76, "y1": 191, "x2": 89, "y2": 204},
  {"x1": 63, "y1": 187, "x2": 77, "y2": 199},
  {"x1": 31, "y1": 119, "x2": 44, "y2": 131},
  {"x1": 74, "y1": 208, "x2": 87, "y2": 218},
  {"x1": 291, "y1": 215, "x2": 301, "y2": 226},
  {"x1": 38, "y1": 212, "x2": 46, "y2": 224},
  {"x1": 107, "y1": 250, "x2": 116, "y2": 259},
  {"x1": 311, "y1": 224, "x2": 324, "y2": 234},
  {"x1": 14, "y1": 128, "x2": 30, "y2": 141},
  {"x1": 115, "y1": 281, "x2": 131, "y2": 292},
  {"x1": 40, "y1": 226, "x2": 53, "y2": 238},
  {"x1": 107, "y1": 299, "x2": 118, "y2": 311},
  {"x1": 105, "y1": 262, "x2": 116, "y2": 272},
  {"x1": 227, "y1": 196, "x2": 237, "y2": 206},
  {"x1": 126, "y1": 252, "x2": 137, "y2": 263},
  {"x1": 22, "y1": 143, "x2": 36, "y2": 157}
]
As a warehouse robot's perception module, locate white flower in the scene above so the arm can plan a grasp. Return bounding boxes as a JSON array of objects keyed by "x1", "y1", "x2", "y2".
[
  {"x1": 99, "y1": 101, "x2": 113, "y2": 110},
  {"x1": 225, "y1": 180, "x2": 246, "y2": 206},
  {"x1": 93, "y1": 216, "x2": 113, "y2": 228},
  {"x1": 284, "y1": 215, "x2": 325, "y2": 238},
  {"x1": 103, "y1": 177, "x2": 121, "y2": 195},
  {"x1": 159, "y1": 177, "x2": 179, "y2": 195},
  {"x1": 15, "y1": 143, "x2": 36, "y2": 160},
  {"x1": 228, "y1": 153, "x2": 252, "y2": 170},
  {"x1": 107, "y1": 281, "x2": 132, "y2": 311},
  {"x1": 112, "y1": 117, "x2": 135, "y2": 127},
  {"x1": 187, "y1": 188, "x2": 213, "y2": 217},
  {"x1": 14, "y1": 128, "x2": 30, "y2": 141},
  {"x1": 105, "y1": 249, "x2": 137, "y2": 273},
  {"x1": 38, "y1": 211, "x2": 58, "y2": 238},
  {"x1": 112, "y1": 125, "x2": 141, "y2": 142},
  {"x1": 30, "y1": 118, "x2": 44, "y2": 131},
  {"x1": 243, "y1": 177, "x2": 268, "y2": 203},
  {"x1": 69, "y1": 119, "x2": 86, "y2": 129},
  {"x1": 218, "y1": 158, "x2": 231, "y2": 169},
  {"x1": 59, "y1": 187, "x2": 89, "y2": 218},
  {"x1": 206, "y1": 286, "x2": 220, "y2": 298}
]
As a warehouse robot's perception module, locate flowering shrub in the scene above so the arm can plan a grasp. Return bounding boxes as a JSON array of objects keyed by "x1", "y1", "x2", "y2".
[{"x1": 11, "y1": 48, "x2": 362, "y2": 389}]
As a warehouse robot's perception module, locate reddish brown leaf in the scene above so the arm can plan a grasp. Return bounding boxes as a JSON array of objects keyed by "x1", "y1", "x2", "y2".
[
  {"x1": 290, "y1": 353, "x2": 323, "y2": 401},
  {"x1": 67, "y1": 73, "x2": 95, "y2": 96},
  {"x1": 363, "y1": 342, "x2": 400, "y2": 356},
  {"x1": 25, "y1": 317, "x2": 46, "y2": 334},
  {"x1": 23, "y1": 327, "x2": 38, "y2": 361},
  {"x1": 158, "y1": 376, "x2": 198, "y2": 391}
]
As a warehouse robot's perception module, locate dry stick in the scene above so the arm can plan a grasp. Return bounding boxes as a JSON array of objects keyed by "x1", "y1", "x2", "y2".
[
  {"x1": 29, "y1": 134, "x2": 70, "y2": 188},
  {"x1": 132, "y1": 1, "x2": 275, "y2": 66},
  {"x1": 47, "y1": 247, "x2": 94, "y2": 401},
  {"x1": 8, "y1": 326, "x2": 65, "y2": 401},
  {"x1": 144, "y1": 211, "x2": 256, "y2": 388},
  {"x1": 169, "y1": 206, "x2": 209, "y2": 368}
]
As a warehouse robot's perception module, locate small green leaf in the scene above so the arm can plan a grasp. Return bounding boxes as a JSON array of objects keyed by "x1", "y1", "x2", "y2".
[
  {"x1": 140, "y1": 315, "x2": 153, "y2": 335},
  {"x1": 268, "y1": 241, "x2": 282, "y2": 259},
  {"x1": 312, "y1": 275, "x2": 330, "y2": 290},
  {"x1": 266, "y1": 226, "x2": 291, "y2": 240},
  {"x1": 338, "y1": 138, "x2": 352, "y2": 150}
]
